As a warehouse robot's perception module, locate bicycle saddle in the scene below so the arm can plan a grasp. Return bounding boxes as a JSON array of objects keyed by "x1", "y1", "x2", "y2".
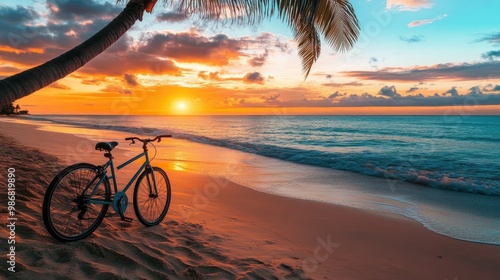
[{"x1": 95, "y1": 141, "x2": 118, "y2": 151}]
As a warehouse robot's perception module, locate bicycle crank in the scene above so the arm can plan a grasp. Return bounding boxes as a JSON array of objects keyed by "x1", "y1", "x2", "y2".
[{"x1": 113, "y1": 192, "x2": 128, "y2": 215}]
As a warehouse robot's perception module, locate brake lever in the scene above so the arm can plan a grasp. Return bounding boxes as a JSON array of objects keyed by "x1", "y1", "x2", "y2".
[{"x1": 129, "y1": 140, "x2": 135, "y2": 145}]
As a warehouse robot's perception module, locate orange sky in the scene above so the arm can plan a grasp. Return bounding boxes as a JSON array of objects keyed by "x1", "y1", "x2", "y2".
[{"x1": 19, "y1": 83, "x2": 500, "y2": 115}]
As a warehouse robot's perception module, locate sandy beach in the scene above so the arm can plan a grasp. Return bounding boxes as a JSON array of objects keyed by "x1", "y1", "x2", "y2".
[{"x1": 1, "y1": 119, "x2": 499, "y2": 279}]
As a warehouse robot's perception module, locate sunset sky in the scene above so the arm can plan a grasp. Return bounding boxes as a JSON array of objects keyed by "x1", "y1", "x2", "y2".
[{"x1": 0, "y1": 0, "x2": 499, "y2": 115}]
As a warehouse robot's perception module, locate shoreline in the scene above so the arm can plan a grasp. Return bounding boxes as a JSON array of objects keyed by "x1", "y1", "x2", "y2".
[
  {"x1": 11, "y1": 115, "x2": 500, "y2": 194},
  {"x1": 1, "y1": 120, "x2": 499, "y2": 279}
]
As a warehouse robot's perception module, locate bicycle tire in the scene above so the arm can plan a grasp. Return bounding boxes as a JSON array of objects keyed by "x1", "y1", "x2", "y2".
[
  {"x1": 133, "y1": 167, "x2": 171, "y2": 226},
  {"x1": 43, "y1": 163, "x2": 110, "y2": 242}
]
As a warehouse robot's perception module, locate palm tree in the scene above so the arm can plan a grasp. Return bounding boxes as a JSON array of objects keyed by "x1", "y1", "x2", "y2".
[{"x1": 0, "y1": 0, "x2": 359, "y2": 106}]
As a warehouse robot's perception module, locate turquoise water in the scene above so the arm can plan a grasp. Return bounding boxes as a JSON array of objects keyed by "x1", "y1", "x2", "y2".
[{"x1": 28, "y1": 115, "x2": 500, "y2": 195}]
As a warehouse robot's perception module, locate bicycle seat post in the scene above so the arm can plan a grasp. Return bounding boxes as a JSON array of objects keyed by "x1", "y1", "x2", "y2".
[{"x1": 104, "y1": 152, "x2": 113, "y2": 159}]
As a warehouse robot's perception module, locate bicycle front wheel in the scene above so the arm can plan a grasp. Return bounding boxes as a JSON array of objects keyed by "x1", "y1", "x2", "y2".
[
  {"x1": 134, "y1": 167, "x2": 171, "y2": 226},
  {"x1": 43, "y1": 163, "x2": 110, "y2": 242}
]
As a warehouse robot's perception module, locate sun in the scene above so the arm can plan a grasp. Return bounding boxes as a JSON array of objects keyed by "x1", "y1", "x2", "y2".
[
  {"x1": 170, "y1": 100, "x2": 192, "y2": 114},
  {"x1": 177, "y1": 101, "x2": 187, "y2": 110}
]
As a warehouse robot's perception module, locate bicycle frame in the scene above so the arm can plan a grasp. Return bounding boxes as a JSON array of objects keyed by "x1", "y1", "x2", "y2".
[{"x1": 85, "y1": 148, "x2": 158, "y2": 205}]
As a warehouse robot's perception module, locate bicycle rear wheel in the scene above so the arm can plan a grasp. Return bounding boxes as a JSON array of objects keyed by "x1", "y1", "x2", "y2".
[
  {"x1": 133, "y1": 167, "x2": 171, "y2": 226},
  {"x1": 43, "y1": 163, "x2": 110, "y2": 241}
]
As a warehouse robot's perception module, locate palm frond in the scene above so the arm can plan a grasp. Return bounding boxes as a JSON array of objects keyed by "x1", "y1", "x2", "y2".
[
  {"x1": 293, "y1": 19, "x2": 321, "y2": 78},
  {"x1": 172, "y1": 0, "x2": 269, "y2": 25},
  {"x1": 319, "y1": 0, "x2": 359, "y2": 52},
  {"x1": 274, "y1": 0, "x2": 359, "y2": 75}
]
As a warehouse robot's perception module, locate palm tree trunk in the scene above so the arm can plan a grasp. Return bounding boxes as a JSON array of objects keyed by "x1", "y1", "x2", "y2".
[{"x1": 0, "y1": 0, "x2": 149, "y2": 106}]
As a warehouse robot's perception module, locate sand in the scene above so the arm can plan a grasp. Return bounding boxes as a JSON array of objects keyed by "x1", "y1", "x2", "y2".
[{"x1": 0, "y1": 119, "x2": 499, "y2": 279}]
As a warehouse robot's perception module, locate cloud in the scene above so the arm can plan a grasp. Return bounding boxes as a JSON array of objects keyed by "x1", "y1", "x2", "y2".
[
  {"x1": 333, "y1": 92, "x2": 500, "y2": 107},
  {"x1": 406, "y1": 87, "x2": 419, "y2": 93},
  {"x1": 139, "y1": 31, "x2": 246, "y2": 66},
  {"x1": 194, "y1": 70, "x2": 277, "y2": 86},
  {"x1": 79, "y1": 77, "x2": 105, "y2": 85},
  {"x1": 0, "y1": 6, "x2": 286, "y2": 80},
  {"x1": 483, "y1": 84, "x2": 500, "y2": 92},
  {"x1": 386, "y1": 0, "x2": 433, "y2": 11},
  {"x1": 198, "y1": 71, "x2": 221, "y2": 81},
  {"x1": 124, "y1": 74, "x2": 139, "y2": 86},
  {"x1": 468, "y1": 86, "x2": 483, "y2": 96},
  {"x1": 0, "y1": 48, "x2": 58, "y2": 68},
  {"x1": 408, "y1": 14, "x2": 447, "y2": 27},
  {"x1": 243, "y1": 72, "x2": 265, "y2": 84},
  {"x1": 82, "y1": 46, "x2": 183, "y2": 76},
  {"x1": 248, "y1": 50, "x2": 269, "y2": 67},
  {"x1": 379, "y1": 86, "x2": 401, "y2": 98},
  {"x1": 369, "y1": 57, "x2": 379, "y2": 69},
  {"x1": 406, "y1": 82, "x2": 428, "y2": 93},
  {"x1": 255, "y1": 33, "x2": 290, "y2": 53},
  {"x1": 0, "y1": 66, "x2": 20, "y2": 74},
  {"x1": 138, "y1": 31, "x2": 287, "y2": 68},
  {"x1": 234, "y1": 91, "x2": 500, "y2": 108},
  {"x1": 322, "y1": 81, "x2": 364, "y2": 87},
  {"x1": 262, "y1": 94, "x2": 280, "y2": 102},
  {"x1": 156, "y1": 12, "x2": 188, "y2": 23},
  {"x1": 196, "y1": 71, "x2": 269, "y2": 85},
  {"x1": 400, "y1": 35, "x2": 423, "y2": 43},
  {"x1": 328, "y1": 91, "x2": 346, "y2": 99},
  {"x1": 476, "y1": 32, "x2": 500, "y2": 46},
  {"x1": 443, "y1": 87, "x2": 459, "y2": 96},
  {"x1": 0, "y1": 1, "x2": 126, "y2": 67},
  {"x1": 0, "y1": 5, "x2": 185, "y2": 77},
  {"x1": 49, "y1": 82, "x2": 71, "y2": 90},
  {"x1": 481, "y1": 50, "x2": 500, "y2": 60},
  {"x1": 342, "y1": 61, "x2": 500, "y2": 81},
  {"x1": 0, "y1": 6, "x2": 46, "y2": 52},
  {"x1": 183, "y1": 84, "x2": 500, "y2": 109},
  {"x1": 46, "y1": 0, "x2": 121, "y2": 21},
  {"x1": 0, "y1": 5, "x2": 39, "y2": 24},
  {"x1": 101, "y1": 85, "x2": 132, "y2": 95}
]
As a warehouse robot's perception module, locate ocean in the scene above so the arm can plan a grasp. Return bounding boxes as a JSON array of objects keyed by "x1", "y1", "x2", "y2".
[{"x1": 20, "y1": 114, "x2": 500, "y2": 244}]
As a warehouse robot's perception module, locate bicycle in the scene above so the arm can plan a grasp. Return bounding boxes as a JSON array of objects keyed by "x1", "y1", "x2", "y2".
[{"x1": 42, "y1": 135, "x2": 172, "y2": 242}]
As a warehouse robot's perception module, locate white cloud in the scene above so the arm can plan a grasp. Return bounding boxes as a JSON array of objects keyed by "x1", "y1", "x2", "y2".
[
  {"x1": 408, "y1": 14, "x2": 447, "y2": 28},
  {"x1": 386, "y1": 0, "x2": 433, "y2": 11}
]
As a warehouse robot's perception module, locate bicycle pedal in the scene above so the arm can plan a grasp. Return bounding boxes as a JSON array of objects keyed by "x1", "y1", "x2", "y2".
[{"x1": 121, "y1": 217, "x2": 133, "y2": 223}]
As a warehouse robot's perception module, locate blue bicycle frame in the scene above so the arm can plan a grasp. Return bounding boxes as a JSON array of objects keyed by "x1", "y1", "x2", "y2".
[{"x1": 85, "y1": 148, "x2": 158, "y2": 205}]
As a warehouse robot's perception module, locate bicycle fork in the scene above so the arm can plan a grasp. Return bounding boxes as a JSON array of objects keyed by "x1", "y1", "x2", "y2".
[{"x1": 145, "y1": 165, "x2": 159, "y2": 198}]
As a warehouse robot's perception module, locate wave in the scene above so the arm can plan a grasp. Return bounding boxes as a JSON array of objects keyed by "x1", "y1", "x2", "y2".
[
  {"x1": 28, "y1": 115, "x2": 500, "y2": 196},
  {"x1": 306, "y1": 125, "x2": 500, "y2": 143}
]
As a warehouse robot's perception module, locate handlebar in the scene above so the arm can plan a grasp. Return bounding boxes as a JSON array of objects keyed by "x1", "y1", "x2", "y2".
[{"x1": 125, "y1": 135, "x2": 172, "y2": 144}]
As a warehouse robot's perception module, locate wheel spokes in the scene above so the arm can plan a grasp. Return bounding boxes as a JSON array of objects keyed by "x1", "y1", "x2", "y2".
[
  {"x1": 134, "y1": 168, "x2": 170, "y2": 225},
  {"x1": 47, "y1": 166, "x2": 109, "y2": 240}
]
